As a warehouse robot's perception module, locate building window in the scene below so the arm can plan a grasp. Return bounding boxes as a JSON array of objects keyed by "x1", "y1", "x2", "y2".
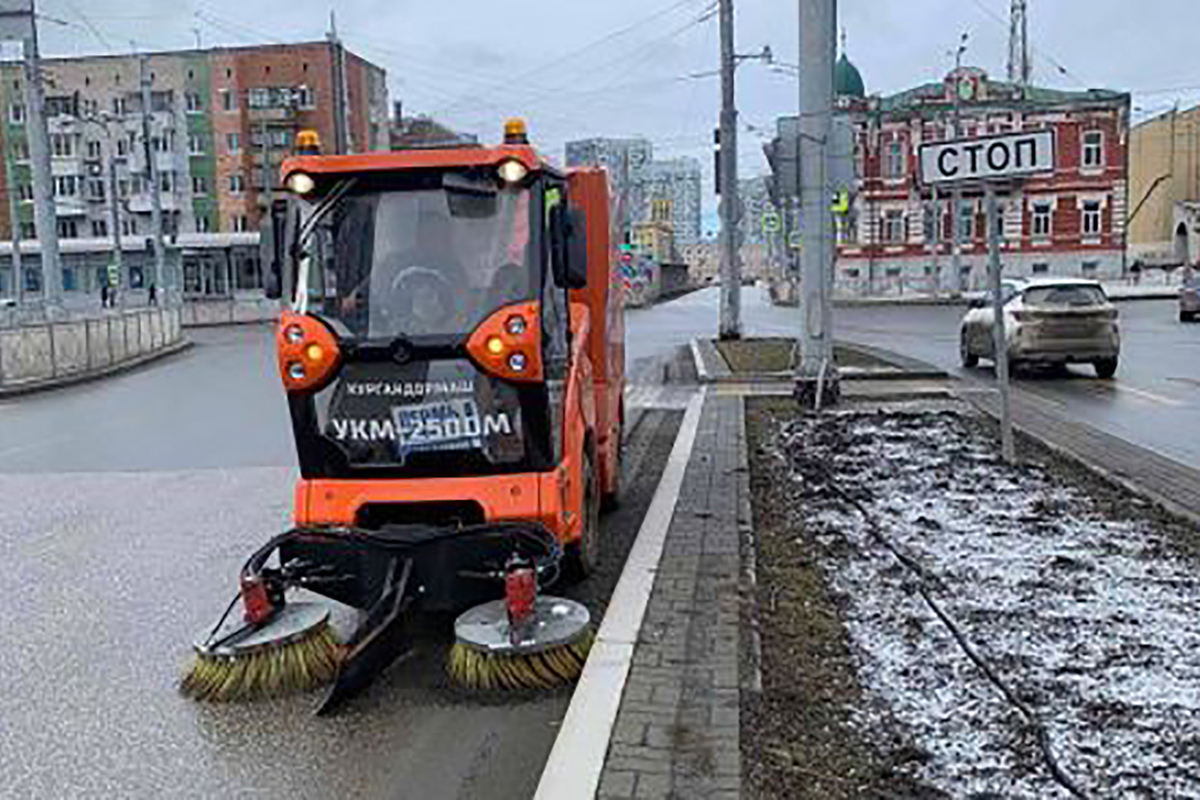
[
  {"x1": 54, "y1": 175, "x2": 78, "y2": 197},
  {"x1": 117, "y1": 137, "x2": 129, "y2": 157},
  {"x1": 188, "y1": 134, "x2": 205, "y2": 154},
  {"x1": 185, "y1": 92, "x2": 203, "y2": 113},
  {"x1": 271, "y1": 127, "x2": 290, "y2": 147},
  {"x1": 122, "y1": 218, "x2": 136, "y2": 236},
  {"x1": 885, "y1": 266, "x2": 902, "y2": 277},
  {"x1": 248, "y1": 87, "x2": 270, "y2": 108},
  {"x1": 20, "y1": 222, "x2": 35, "y2": 240},
  {"x1": 1031, "y1": 262, "x2": 1049, "y2": 275},
  {"x1": 1082, "y1": 131, "x2": 1104, "y2": 169},
  {"x1": 131, "y1": 175, "x2": 143, "y2": 195},
  {"x1": 958, "y1": 201, "x2": 975, "y2": 241},
  {"x1": 88, "y1": 178, "x2": 105, "y2": 200},
  {"x1": 227, "y1": 132, "x2": 240, "y2": 153},
  {"x1": 196, "y1": 215, "x2": 211, "y2": 233},
  {"x1": 61, "y1": 266, "x2": 76, "y2": 291},
  {"x1": 18, "y1": 183, "x2": 33, "y2": 201},
  {"x1": 1032, "y1": 202, "x2": 1052, "y2": 237},
  {"x1": 23, "y1": 265, "x2": 40, "y2": 292},
  {"x1": 10, "y1": 138, "x2": 28, "y2": 160},
  {"x1": 229, "y1": 173, "x2": 244, "y2": 193},
  {"x1": 91, "y1": 218, "x2": 108, "y2": 238},
  {"x1": 886, "y1": 140, "x2": 905, "y2": 178},
  {"x1": 9, "y1": 102, "x2": 24, "y2": 123},
  {"x1": 192, "y1": 175, "x2": 208, "y2": 195},
  {"x1": 118, "y1": 179, "x2": 129, "y2": 198},
  {"x1": 56, "y1": 218, "x2": 78, "y2": 239},
  {"x1": 129, "y1": 265, "x2": 145, "y2": 288},
  {"x1": 111, "y1": 96, "x2": 126, "y2": 116},
  {"x1": 159, "y1": 172, "x2": 172, "y2": 193},
  {"x1": 51, "y1": 133, "x2": 74, "y2": 157},
  {"x1": 884, "y1": 209, "x2": 905, "y2": 243},
  {"x1": 86, "y1": 140, "x2": 102, "y2": 159},
  {"x1": 232, "y1": 214, "x2": 248, "y2": 232},
  {"x1": 221, "y1": 89, "x2": 234, "y2": 111},
  {"x1": 296, "y1": 86, "x2": 315, "y2": 109},
  {"x1": 1081, "y1": 261, "x2": 1099, "y2": 275},
  {"x1": 1082, "y1": 200, "x2": 1102, "y2": 236},
  {"x1": 923, "y1": 204, "x2": 936, "y2": 243}
]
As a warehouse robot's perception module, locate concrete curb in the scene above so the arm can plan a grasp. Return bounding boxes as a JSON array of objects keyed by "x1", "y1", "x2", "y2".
[
  {"x1": 959, "y1": 389, "x2": 1200, "y2": 530},
  {"x1": 535, "y1": 390, "x2": 706, "y2": 800},
  {"x1": 689, "y1": 337, "x2": 948, "y2": 385},
  {"x1": 0, "y1": 339, "x2": 194, "y2": 399}
]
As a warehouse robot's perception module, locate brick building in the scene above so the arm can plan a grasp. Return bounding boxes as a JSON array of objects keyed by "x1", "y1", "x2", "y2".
[
  {"x1": 0, "y1": 42, "x2": 387, "y2": 298},
  {"x1": 828, "y1": 56, "x2": 1131, "y2": 295}
]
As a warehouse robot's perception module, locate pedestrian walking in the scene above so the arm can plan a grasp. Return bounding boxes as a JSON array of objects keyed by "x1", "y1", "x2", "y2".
[
  {"x1": 101, "y1": 283, "x2": 109, "y2": 308},
  {"x1": 148, "y1": 282, "x2": 157, "y2": 306}
]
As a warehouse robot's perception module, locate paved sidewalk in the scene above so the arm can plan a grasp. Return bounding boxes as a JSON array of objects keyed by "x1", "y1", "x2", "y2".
[
  {"x1": 962, "y1": 386, "x2": 1200, "y2": 525},
  {"x1": 597, "y1": 394, "x2": 748, "y2": 800}
]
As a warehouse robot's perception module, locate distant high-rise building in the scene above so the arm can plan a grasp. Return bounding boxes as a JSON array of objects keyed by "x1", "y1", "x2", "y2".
[
  {"x1": 646, "y1": 157, "x2": 702, "y2": 245},
  {"x1": 564, "y1": 138, "x2": 700, "y2": 246},
  {"x1": 564, "y1": 137, "x2": 653, "y2": 239},
  {"x1": 738, "y1": 175, "x2": 773, "y2": 246}
]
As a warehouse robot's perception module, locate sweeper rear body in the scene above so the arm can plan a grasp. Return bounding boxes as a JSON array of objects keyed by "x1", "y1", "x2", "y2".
[{"x1": 183, "y1": 121, "x2": 624, "y2": 711}]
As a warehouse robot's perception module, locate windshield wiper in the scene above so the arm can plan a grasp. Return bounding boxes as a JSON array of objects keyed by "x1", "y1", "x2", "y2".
[{"x1": 297, "y1": 177, "x2": 357, "y2": 248}]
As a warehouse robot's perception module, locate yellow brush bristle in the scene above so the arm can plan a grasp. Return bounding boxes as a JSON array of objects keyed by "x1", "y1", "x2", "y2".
[
  {"x1": 180, "y1": 620, "x2": 343, "y2": 702},
  {"x1": 447, "y1": 629, "x2": 594, "y2": 691}
]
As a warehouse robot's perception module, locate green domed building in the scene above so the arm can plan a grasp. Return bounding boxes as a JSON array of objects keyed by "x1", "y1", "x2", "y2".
[{"x1": 834, "y1": 52, "x2": 865, "y2": 98}]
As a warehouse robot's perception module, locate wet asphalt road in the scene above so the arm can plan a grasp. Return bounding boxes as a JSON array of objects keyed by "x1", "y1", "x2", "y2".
[
  {"x1": 0, "y1": 320, "x2": 689, "y2": 799},
  {"x1": 654, "y1": 285, "x2": 1200, "y2": 470}
]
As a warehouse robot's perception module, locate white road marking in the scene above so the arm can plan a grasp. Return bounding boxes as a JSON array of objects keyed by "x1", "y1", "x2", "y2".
[
  {"x1": 535, "y1": 389, "x2": 705, "y2": 800},
  {"x1": 1114, "y1": 384, "x2": 1186, "y2": 407}
]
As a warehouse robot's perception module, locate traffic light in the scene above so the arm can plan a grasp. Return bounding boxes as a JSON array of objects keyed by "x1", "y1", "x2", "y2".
[{"x1": 713, "y1": 128, "x2": 721, "y2": 195}]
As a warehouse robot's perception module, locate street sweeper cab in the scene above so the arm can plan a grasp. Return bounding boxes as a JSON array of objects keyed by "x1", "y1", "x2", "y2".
[{"x1": 181, "y1": 121, "x2": 624, "y2": 709}]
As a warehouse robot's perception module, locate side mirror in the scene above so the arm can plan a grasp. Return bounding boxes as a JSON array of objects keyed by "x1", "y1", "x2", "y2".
[
  {"x1": 565, "y1": 208, "x2": 588, "y2": 289},
  {"x1": 261, "y1": 201, "x2": 287, "y2": 300}
]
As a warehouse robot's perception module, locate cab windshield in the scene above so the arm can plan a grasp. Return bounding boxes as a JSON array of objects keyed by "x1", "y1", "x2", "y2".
[{"x1": 293, "y1": 176, "x2": 534, "y2": 339}]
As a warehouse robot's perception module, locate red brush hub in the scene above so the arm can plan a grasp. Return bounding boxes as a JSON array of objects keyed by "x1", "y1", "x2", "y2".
[
  {"x1": 240, "y1": 574, "x2": 276, "y2": 626},
  {"x1": 504, "y1": 556, "x2": 537, "y2": 629}
]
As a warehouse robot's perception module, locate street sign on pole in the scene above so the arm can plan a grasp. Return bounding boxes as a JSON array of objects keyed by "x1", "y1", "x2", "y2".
[
  {"x1": 919, "y1": 129, "x2": 1054, "y2": 186},
  {"x1": 922, "y1": 130, "x2": 1056, "y2": 464}
]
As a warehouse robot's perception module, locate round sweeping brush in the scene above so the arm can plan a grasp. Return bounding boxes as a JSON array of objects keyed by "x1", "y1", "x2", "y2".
[
  {"x1": 447, "y1": 557, "x2": 594, "y2": 692},
  {"x1": 180, "y1": 602, "x2": 343, "y2": 702}
]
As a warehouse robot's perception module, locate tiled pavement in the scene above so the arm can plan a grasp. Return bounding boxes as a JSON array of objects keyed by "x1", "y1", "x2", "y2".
[{"x1": 597, "y1": 394, "x2": 748, "y2": 800}]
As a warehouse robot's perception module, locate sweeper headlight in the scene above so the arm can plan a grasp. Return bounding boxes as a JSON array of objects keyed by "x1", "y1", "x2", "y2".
[
  {"x1": 286, "y1": 172, "x2": 316, "y2": 196},
  {"x1": 497, "y1": 159, "x2": 528, "y2": 185}
]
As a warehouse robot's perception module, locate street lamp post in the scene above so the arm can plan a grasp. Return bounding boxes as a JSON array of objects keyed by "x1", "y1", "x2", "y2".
[
  {"x1": 950, "y1": 32, "x2": 968, "y2": 294},
  {"x1": 82, "y1": 113, "x2": 126, "y2": 308}
]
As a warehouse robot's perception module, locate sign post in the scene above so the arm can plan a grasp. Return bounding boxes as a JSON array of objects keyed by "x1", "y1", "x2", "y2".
[
  {"x1": 919, "y1": 130, "x2": 1055, "y2": 465},
  {"x1": 985, "y1": 183, "x2": 1015, "y2": 464}
]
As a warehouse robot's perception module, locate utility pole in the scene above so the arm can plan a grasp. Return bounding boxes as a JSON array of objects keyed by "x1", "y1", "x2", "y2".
[
  {"x1": 139, "y1": 54, "x2": 165, "y2": 301},
  {"x1": 794, "y1": 0, "x2": 837, "y2": 407},
  {"x1": 106, "y1": 139, "x2": 123, "y2": 302},
  {"x1": 1007, "y1": 0, "x2": 1030, "y2": 88},
  {"x1": 5, "y1": 143, "x2": 22, "y2": 305},
  {"x1": 328, "y1": 11, "x2": 349, "y2": 154},
  {"x1": 716, "y1": 0, "x2": 741, "y2": 339},
  {"x1": 948, "y1": 34, "x2": 970, "y2": 295},
  {"x1": 22, "y1": 2, "x2": 61, "y2": 309}
]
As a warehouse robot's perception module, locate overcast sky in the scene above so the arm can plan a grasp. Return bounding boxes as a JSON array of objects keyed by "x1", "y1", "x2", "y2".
[{"x1": 34, "y1": 1, "x2": 1200, "y2": 231}]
